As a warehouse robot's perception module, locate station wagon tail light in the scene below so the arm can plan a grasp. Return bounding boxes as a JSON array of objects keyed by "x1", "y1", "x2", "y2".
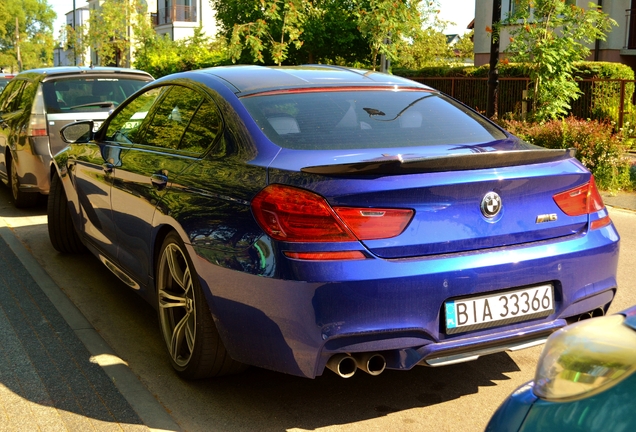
[
  {"x1": 553, "y1": 176, "x2": 610, "y2": 229},
  {"x1": 27, "y1": 87, "x2": 48, "y2": 137},
  {"x1": 533, "y1": 314, "x2": 636, "y2": 401},
  {"x1": 251, "y1": 184, "x2": 413, "y2": 243}
]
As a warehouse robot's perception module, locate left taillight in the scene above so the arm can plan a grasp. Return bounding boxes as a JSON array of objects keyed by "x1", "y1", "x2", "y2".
[
  {"x1": 553, "y1": 175, "x2": 611, "y2": 230},
  {"x1": 251, "y1": 184, "x2": 414, "y2": 243}
]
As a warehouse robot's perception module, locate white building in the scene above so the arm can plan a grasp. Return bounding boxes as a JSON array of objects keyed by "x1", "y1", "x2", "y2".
[
  {"x1": 58, "y1": 0, "x2": 217, "y2": 67},
  {"x1": 152, "y1": 0, "x2": 217, "y2": 41},
  {"x1": 473, "y1": 0, "x2": 636, "y2": 71}
]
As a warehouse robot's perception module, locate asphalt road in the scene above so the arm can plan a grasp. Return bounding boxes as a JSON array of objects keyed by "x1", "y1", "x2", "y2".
[{"x1": 1, "y1": 185, "x2": 634, "y2": 432}]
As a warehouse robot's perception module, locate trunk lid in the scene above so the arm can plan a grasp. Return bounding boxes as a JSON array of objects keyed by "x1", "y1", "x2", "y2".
[{"x1": 268, "y1": 144, "x2": 590, "y2": 259}]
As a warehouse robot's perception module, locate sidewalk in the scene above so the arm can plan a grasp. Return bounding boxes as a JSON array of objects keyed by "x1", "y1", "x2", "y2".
[
  {"x1": 601, "y1": 190, "x2": 636, "y2": 212},
  {"x1": 0, "y1": 225, "x2": 180, "y2": 431}
]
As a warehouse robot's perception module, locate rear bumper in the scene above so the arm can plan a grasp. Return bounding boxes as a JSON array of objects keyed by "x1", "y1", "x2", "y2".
[{"x1": 192, "y1": 224, "x2": 620, "y2": 378}]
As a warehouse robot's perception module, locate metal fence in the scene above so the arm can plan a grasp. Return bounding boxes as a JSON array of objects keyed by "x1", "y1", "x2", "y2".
[{"x1": 406, "y1": 76, "x2": 636, "y2": 130}]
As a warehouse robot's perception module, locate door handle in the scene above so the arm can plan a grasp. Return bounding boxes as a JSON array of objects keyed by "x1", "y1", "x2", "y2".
[{"x1": 151, "y1": 172, "x2": 168, "y2": 190}]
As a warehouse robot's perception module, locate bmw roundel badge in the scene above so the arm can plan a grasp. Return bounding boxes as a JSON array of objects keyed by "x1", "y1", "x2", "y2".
[{"x1": 481, "y1": 192, "x2": 502, "y2": 218}]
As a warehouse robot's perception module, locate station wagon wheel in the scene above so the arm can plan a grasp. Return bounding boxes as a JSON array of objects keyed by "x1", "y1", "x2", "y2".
[
  {"x1": 9, "y1": 156, "x2": 38, "y2": 208},
  {"x1": 47, "y1": 172, "x2": 86, "y2": 253},
  {"x1": 156, "y1": 232, "x2": 246, "y2": 379}
]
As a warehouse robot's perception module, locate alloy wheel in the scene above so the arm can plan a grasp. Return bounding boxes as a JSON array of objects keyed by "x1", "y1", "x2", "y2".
[{"x1": 157, "y1": 242, "x2": 197, "y2": 368}]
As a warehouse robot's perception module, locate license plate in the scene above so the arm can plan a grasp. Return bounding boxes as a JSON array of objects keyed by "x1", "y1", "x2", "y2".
[{"x1": 444, "y1": 284, "x2": 554, "y2": 334}]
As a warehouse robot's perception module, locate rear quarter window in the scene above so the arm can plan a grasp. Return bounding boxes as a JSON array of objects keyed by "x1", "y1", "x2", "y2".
[{"x1": 240, "y1": 90, "x2": 506, "y2": 150}]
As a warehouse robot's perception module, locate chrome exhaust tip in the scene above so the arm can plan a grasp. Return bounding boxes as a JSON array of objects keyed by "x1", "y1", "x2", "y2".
[
  {"x1": 591, "y1": 307, "x2": 605, "y2": 318},
  {"x1": 326, "y1": 354, "x2": 357, "y2": 378},
  {"x1": 353, "y1": 353, "x2": 386, "y2": 376}
]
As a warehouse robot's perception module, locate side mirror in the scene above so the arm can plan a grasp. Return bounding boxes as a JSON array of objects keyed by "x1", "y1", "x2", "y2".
[{"x1": 60, "y1": 121, "x2": 94, "y2": 144}]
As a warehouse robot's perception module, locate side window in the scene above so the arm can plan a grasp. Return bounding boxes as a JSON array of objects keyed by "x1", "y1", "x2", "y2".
[
  {"x1": 180, "y1": 99, "x2": 222, "y2": 154},
  {"x1": 105, "y1": 87, "x2": 163, "y2": 144},
  {"x1": 0, "y1": 80, "x2": 26, "y2": 112},
  {"x1": 140, "y1": 86, "x2": 203, "y2": 150}
]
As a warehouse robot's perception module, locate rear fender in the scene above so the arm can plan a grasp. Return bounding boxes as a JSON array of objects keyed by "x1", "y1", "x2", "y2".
[{"x1": 51, "y1": 150, "x2": 82, "y2": 231}]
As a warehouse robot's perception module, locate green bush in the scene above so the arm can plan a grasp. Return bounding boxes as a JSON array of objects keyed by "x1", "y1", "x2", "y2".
[
  {"x1": 395, "y1": 61, "x2": 634, "y2": 80},
  {"x1": 134, "y1": 31, "x2": 231, "y2": 78},
  {"x1": 501, "y1": 117, "x2": 634, "y2": 191}
]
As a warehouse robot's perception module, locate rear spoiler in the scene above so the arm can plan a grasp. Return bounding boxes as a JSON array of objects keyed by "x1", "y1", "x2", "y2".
[{"x1": 301, "y1": 148, "x2": 576, "y2": 176}]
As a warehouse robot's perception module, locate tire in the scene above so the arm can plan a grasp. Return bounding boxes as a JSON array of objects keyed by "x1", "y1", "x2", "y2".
[
  {"x1": 9, "y1": 156, "x2": 38, "y2": 208},
  {"x1": 156, "y1": 232, "x2": 246, "y2": 379},
  {"x1": 47, "y1": 173, "x2": 86, "y2": 253}
]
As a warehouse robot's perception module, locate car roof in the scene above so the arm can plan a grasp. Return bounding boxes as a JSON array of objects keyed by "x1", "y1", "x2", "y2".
[
  {"x1": 14, "y1": 66, "x2": 153, "y2": 82},
  {"x1": 197, "y1": 65, "x2": 432, "y2": 95}
]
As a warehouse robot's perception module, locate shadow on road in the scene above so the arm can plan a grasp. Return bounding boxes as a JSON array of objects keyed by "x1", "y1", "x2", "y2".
[
  {"x1": 0, "y1": 183, "x2": 524, "y2": 431},
  {"x1": 172, "y1": 352, "x2": 520, "y2": 431}
]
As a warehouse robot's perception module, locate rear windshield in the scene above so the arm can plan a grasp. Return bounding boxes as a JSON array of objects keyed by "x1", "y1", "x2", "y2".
[
  {"x1": 43, "y1": 77, "x2": 149, "y2": 113},
  {"x1": 240, "y1": 90, "x2": 506, "y2": 150}
]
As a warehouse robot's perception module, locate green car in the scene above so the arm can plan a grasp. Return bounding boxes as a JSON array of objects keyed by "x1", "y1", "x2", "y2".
[{"x1": 486, "y1": 306, "x2": 636, "y2": 432}]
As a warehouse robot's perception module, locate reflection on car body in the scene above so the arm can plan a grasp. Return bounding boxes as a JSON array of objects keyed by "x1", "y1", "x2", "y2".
[{"x1": 49, "y1": 65, "x2": 620, "y2": 381}]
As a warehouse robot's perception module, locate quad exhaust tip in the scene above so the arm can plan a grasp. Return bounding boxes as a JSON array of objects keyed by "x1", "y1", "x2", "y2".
[
  {"x1": 326, "y1": 353, "x2": 386, "y2": 378},
  {"x1": 353, "y1": 353, "x2": 386, "y2": 376},
  {"x1": 326, "y1": 354, "x2": 357, "y2": 378},
  {"x1": 577, "y1": 307, "x2": 606, "y2": 321}
]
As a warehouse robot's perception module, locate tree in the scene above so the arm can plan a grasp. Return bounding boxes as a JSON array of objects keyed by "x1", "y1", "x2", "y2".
[
  {"x1": 394, "y1": 1, "x2": 471, "y2": 70},
  {"x1": 213, "y1": 0, "x2": 370, "y2": 66},
  {"x1": 85, "y1": 0, "x2": 153, "y2": 67},
  {"x1": 291, "y1": 0, "x2": 369, "y2": 65},
  {"x1": 504, "y1": 0, "x2": 616, "y2": 121},
  {"x1": 227, "y1": 0, "x2": 308, "y2": 66},
  {"x1": 213, "y1": 0, "x2": 426, "y2": 67},
  {"x1": 0, "y1": 0, "x2": 55, "y2": 71},
  {"x1": 354, "y1": 0, "x2": 421, "y2": 70},
  {"x1": 452, "y1": 31, "x2": 474, "y2": 63},
  {"x1": 395, "y1": 28, "x2": 452, "y2": 68}
]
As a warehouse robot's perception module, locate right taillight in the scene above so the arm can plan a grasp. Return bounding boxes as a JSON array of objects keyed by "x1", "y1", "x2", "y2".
[
  {"x1": 553, "y1": 175, "x2": 610, "y2": 230},
  {"x1": 251, "y1": 184, "x2": 413, "y2": 242},
  {"x1": 27, "y1": 86, "x2": 48, "y2": 138}
]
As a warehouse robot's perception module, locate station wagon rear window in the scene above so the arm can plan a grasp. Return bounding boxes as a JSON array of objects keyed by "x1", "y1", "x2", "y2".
[
  {"x1": 43, "y1": 78, "x2": 148, "y2": 113},
  {"x1": 240, "y1": 89, "x2": 507, "y2": 150}
]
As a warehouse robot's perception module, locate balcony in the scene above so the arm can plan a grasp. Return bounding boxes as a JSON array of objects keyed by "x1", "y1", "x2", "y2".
[{"x1": 152, "y1": 5, "x2": 197, "y2": 26}]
